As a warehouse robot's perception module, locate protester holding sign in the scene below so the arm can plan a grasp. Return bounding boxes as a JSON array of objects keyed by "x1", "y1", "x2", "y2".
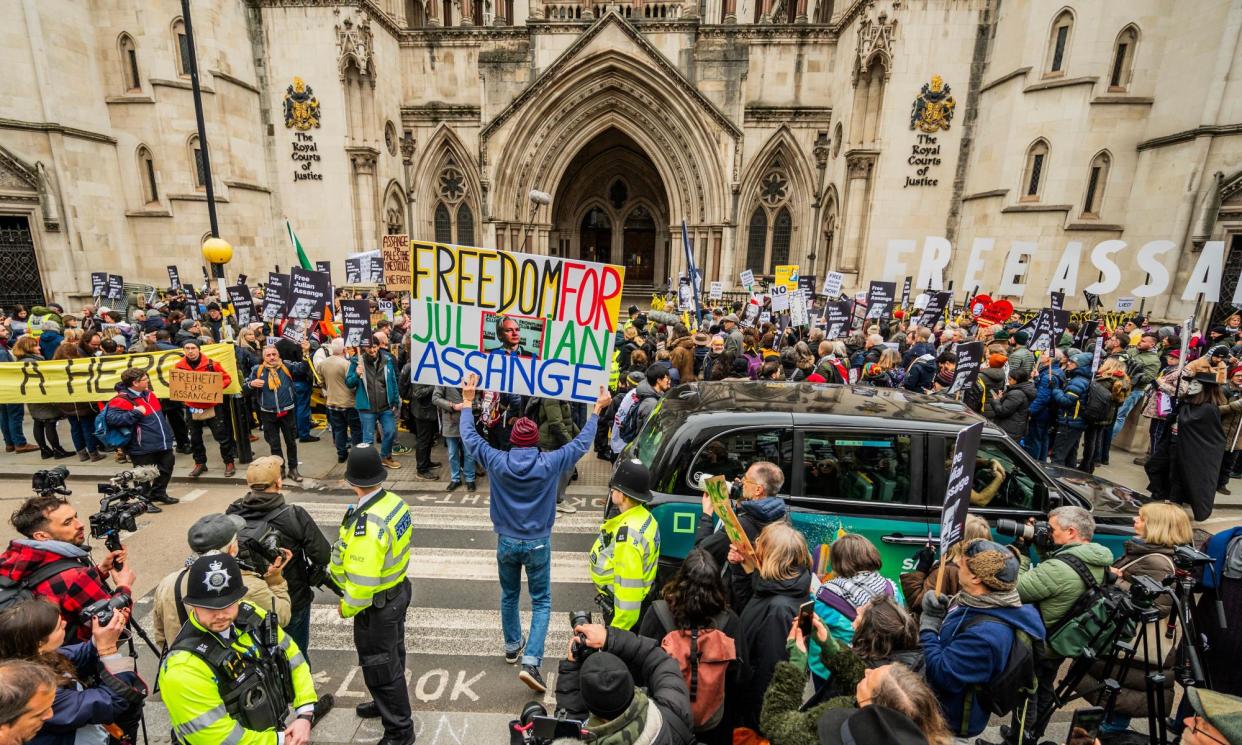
[
  {"x1": 104, "y1": 368, "x2": 179, "y2": 507},
  {"x1": 173, "y1": 342, "x2": 235, "y2": 479},
  {"x1": 248, "y1": 345, "x2": 305, "y2": 483}
]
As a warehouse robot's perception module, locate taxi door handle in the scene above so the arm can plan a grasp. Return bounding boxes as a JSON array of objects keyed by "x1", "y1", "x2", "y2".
[{"x1": 881, "y1": 534, "x2": 931, "y2": 546}]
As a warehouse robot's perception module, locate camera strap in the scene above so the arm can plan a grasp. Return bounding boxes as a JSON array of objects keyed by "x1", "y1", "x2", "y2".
[{"x1": 173, "y1": 568, "x2": 190, "y2": 629}]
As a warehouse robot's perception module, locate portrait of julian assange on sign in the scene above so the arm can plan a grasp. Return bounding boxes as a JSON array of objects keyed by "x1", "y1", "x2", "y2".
[{"x1": 406, "y1": 240, "x2": 625, "y2": 403}]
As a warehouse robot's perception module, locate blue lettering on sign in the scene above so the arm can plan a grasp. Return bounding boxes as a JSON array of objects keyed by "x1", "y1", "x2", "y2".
[
  {"x1": 411, "y1": 342, "x2": 604, "y2": 403},
  {"x1": 393, "y1": 512, "x2": 411, "y2": 540}
]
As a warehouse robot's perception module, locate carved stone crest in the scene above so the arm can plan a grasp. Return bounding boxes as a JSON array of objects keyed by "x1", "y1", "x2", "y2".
[
  {"x1": 283, "y1": 77, "x2": 321, "y2": 131},
  {"x1": 910, "y1": 75, "x2": 956, "y2": 133}
]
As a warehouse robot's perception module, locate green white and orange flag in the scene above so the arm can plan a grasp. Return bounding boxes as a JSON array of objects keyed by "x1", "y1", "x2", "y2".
[{"x1": 285, "y1": 219, "x2": 339, "y2": 337}]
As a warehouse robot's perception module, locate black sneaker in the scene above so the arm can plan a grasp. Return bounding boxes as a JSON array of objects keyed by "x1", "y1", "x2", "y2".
[
  {"x1": 446, "y1": 480, "x2": 462, "y2": 492},
  {"x1": 505, "y1": 637, "x2": 525, "y2": 665},
  {"x1": 311, "y1": 693, "x2": 335, "y2": 726},
  {"x1": 466, "y1": 481, "x2": 477, "y2": 491},
  {"x1": 518, "y1": 664, "x2": 546, "y2": 693},
  {"x1": 151, "y1": 495, "x2": 180, "y2": 505}
]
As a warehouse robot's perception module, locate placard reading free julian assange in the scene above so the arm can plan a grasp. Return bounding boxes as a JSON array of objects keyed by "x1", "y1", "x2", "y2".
[{"x1": 406, "y1": 241, "x2": 625, "y2": 403}]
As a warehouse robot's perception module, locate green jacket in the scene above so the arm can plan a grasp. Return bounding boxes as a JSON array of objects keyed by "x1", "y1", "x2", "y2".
[
  {"x1": 760, "y1": 636, "x2": 864, "y2": 745},
  {"x1": 1016, "y1": 541, "x2": 1115, "y2": 628}
]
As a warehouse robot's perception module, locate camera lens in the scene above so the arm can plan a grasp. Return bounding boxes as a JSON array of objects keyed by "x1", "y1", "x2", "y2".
[
  {"x1": 519, "y1": 701, "x2": 547, "y2": 726},
  {"x1": 995, "y1": 518, "x2": 1032, "y2": 541}
]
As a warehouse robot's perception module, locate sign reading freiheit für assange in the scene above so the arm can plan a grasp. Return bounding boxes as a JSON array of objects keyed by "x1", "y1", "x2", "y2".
[{"x1": 407, "y1": 241, "x2": 625, "y2": 404}]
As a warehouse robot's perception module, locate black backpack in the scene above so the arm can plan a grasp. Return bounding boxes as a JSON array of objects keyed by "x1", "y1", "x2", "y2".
[
  {"x1": 956, "y1": 613, "x2": 1042, "y2": 728},
  {"x1": 0, "y1": 559, "x2": 83, "y2": 612},
  {"x1": 1082, "y1": 380, "x2": 1114, "y2": 425},
  {"x1": 235, "y1": 506, "x2": 293, "y2": 573}
]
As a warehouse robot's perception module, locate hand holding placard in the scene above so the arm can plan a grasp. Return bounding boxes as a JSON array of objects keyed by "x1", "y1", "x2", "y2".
[{"x1": 702, "y1": 474, "x2": 757, "y2": 573}]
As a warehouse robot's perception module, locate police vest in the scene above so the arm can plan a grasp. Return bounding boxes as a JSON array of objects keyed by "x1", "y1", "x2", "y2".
[
  {"x1": 330, "y1": 490, "x2": 412, "y2": 618},
  {"x1": 589, "y1": 505, "x2": 660, "y2": 630},
  {"x1": 609, "y1": 349, "x2": 621, "y2": 390}
]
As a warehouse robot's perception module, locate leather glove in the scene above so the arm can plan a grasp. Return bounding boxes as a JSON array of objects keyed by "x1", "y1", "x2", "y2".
[
  {"x1": 919, "y1": 591, "x2": 950, "y2": 635},
  {"x1": 913, "y1": 546, "x2": 936, "y2": 575}
]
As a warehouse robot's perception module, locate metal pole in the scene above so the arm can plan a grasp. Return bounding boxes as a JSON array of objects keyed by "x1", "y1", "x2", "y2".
[{"x1": 181, "y1": 0, "x2": 223, "y2": 279}]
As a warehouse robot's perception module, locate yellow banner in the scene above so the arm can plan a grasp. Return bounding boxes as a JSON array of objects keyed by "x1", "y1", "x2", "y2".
[
  {"x1": 0, "y1": 344, "x2": 242, "y2": 404},
  {"x1": 774, "y1": 264, "x2": 800, "y2": 291}
]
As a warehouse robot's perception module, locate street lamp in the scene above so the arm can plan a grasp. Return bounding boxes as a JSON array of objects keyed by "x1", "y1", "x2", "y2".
[
  {"x1": 181, "y1": 0, "x2": 222, "y2": 275},
  {"x1": 202, "y1": 236, "x2": 233, "y2": 287}
]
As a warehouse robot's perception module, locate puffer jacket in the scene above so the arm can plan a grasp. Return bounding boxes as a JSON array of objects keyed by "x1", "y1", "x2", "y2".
[
  {"x1": 554, "y1": 628, "x2": 694, "y2": 745},
  {"x1": 809, "y1": 571, "x2": 903, "y2": 681},
  {"x1": 226, "y1": 489, "x2": 332, "y2": 611},
  {"x1": 736, "y1": 570, "x2": 813, "y2": 731},
  {"x1": 104, "y1": 384, "x2": 173, "y2": 455},
  {"x1": 1028, "y1": 362, "x2": 1063, "y2": 424},
  {"x1": 1016, "y1": 540, "x2": 1116, "y2": 628},
  {"x1": 989, "y1": 379, "x2": 1036, "y2": 439},
  {"x1": 538, "y1": 398, "x2": 580, "y2": 449},
  {"x1": 247, "y1": 362, "x2": 304, "y2": 413},
  {"x1": 1008, "y1": 345, "x2": 1036, "y2": 381},
  {"x1": 902, "y1": 354, "x2": 937, "y2": 393},
  {"x1": 1052, "y1": 364, "x2": 1092, "y2": 430},
  {"x1": 346, "y1": 351, "x2": 400, "y2": 412}
]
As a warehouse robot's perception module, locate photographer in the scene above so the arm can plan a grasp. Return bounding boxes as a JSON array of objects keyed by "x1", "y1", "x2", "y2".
[
  {"x1": 225, "y1": 456, "x2": 332, "y2": 660},
  {"x1": 0, "y1": 599, "x2": 146, "y2": 745},
  {"x1": 0, "y1": 496, "x2": 134, "y2": 643},
  {"x1": 104, "y1": 369, "x2": 178, "y2": 506},
  {"x1": 0, "y1": 660, "x2": 58, "y2": 745},
  {"x1": 1010, "y1": 505, "x2": 1113, "y2": 740},
  {"x1": 151, "y1": 513, "x2": 292, "y2": 650},
  {"x1": 554, "y1": 623, "x2": 694, "y2": 745}
]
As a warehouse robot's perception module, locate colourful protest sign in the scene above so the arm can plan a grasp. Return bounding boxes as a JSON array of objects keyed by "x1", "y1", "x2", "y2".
[
  {"x1": 407, "y1": 241, "x2": 624, "y2": 403},
  {"x1": 382, "y1": 234, "x2": 411, "y2": 291},
  {"x1": 774, "y1": 265, "x2": 799, "y2": 291}
]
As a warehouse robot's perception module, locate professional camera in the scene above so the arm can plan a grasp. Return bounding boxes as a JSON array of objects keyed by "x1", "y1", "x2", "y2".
[
  {"x1": 508, "y1": 701, "x2": 590, "y2": 745},
  {"x1": 90, "y1": 466, "x2": 159, "y2": 556},
  {"x1": 237, "y1": 527, "x2": 282, "y2": 576},
  {"x1": 32, "y1": 466, "x2": 70, "y2": 498},
  {"x1": 569, "y1": 611, "x2": 594, "y2": 660},
  {"x1": 1172, "y1": 544, "x2": 1212, "y2": 571},
  {"x1": 79, "y1": 592, "x2": 132, "y2": 627},
  {"x1": 729, "y1": 480, "x2": 744, "y2": 500},
  {"x1": 996, "y1": 518, "x2": 1055, "y2": 550}
]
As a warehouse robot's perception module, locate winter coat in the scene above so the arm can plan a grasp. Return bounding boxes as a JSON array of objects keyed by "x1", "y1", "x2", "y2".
[
  {"x1": 1007, "y1": 345, "x2": 1036, "y2": 381},
  {"x1": 759, "y1": 636, "x2": 865, "y2": 745},
  {"x1": 432, "y1": 386, "x2": 468, "y2": 438},
  {"x1": 900, "y1": 559, "x2": 963, "y2": 614},
  {"x1": 901, "y1": 341, "x2": 936, "y2": 369},
  {"x1": 1075, "y1": 540, "x2": 1178, "y2": 717},
  {"x1": 1127, "y1": 349, "x2": 1162, "y2": 390},
  {"x1": 1220, "y1": 384, "x2": 1242, "y2": 452},
  {"x1": 554, "y1": 628, "x2": 694, "y2": 745},
  {"x1": 0, "y1": 540, "x2": 130, "y2": 644},
  {"x1": 1169, "y1": 399, "x2": 1226, "y2": 521},
  {"x1": 225, "y1": 490, "x2": 333, "y2": 611},
  {"x1": 1142, "y1": 367, "x2": 1180, "y2": 419},
  {"x1": 31, "y1": 641, "x2": 147, "y2": 745},
  {"x1": 105, "y1": 385, "x2": 174, "y2": 455},
  {"x1": 809, "y1": 571, "x2": 903, "y2": 681},
  {"x1": 172, "y1": 354, "x2": 232, "y2": 410},
  {"x1": 921, "y1": 601, "x2": 1046, "y2": 737},
  {"x1": 902, "y1": 354, "x2": 937, "y2": 393},
  {"x1": 1052, "y1": 364, "x2": 1093, "y2": 430},
  {"x1": 1016, "y1": 541, "x2": 1115, "y2": 628},
  {"x1": 669, "y1": 337, "x2": 697, "y2": 383},
  {"x1": 38, "y1": 329, "x2": 63, "y2": 361},
  {"x1": 989, "y1": 379, "x2": 1036, "y2": 440},
  {"x1": 247, "y1": 362, "x2": 304, "y2": 413},
  {"x1": 1029, "y1": 362, "x2": 1064, "y2": 424},
  {"x1": 634, "y1": 380, "x2": 662, "y2": 429},
  {"x1": 345, "y1": 352, "x2": 400, "y2": 412},
  {"x1": 736, "y1": 570, "x2": 813, "y2": 731},
  {"x1": 977, "y1": 365, "x2": 1009, "y2": 416},
  {"x1": 694, "y1": 497, "x2": 789, "y2": 614},
  {"x1": 538, "y1": 398, "x2": 580, "y2": 449}
]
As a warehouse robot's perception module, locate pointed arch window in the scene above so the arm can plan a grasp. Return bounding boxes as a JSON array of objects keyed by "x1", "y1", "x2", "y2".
[
  {"x1": 1109, "y1": 26, "x2": 1139, "y2": 91},
  {"x1": 188, "y1": 135, "x2": 206, "y2": 189},
  {"x1": 1021, "y1": 140, "x2": 1049, "y2": 202},
  {"x1": 771, "y1": 208, "x2": 792, "y2": 265},
  {"x1": 746, "y1": 208, "x2": 767, "y2": 270},
  {"x1": 137, "y1": 146, "x2": 159, "y2": 204},
  {"x1": 1081, "y1": 152, "x2": 1110, "y2": 218},
  {"x1": 814, "y1": 0, "x2": 832, "y2": 23},
  {"x1": 119, "y1": 34, "x2": 141, "y2": 92},
  {"x1": 1045, "y1": 10, "x2": 1073, "y2": 76},
  {"x1": 173, "y1": 19, "x2": 191, "y2": 78},
  {"x1": 456, "y1": 203, "x2": 475, "y2": 246},
  {"x1": 434, "y1": 203, "x2": 453, "y2": 243},
  {"x1": 405, "y1": 0, "x2": 426, "y2": 27}
]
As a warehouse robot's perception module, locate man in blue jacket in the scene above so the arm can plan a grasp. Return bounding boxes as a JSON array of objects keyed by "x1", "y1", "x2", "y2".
[
  {"x1": 1050, "y1": 352, "x2": 1094, "y2": 466},
  {"x1": 459, "y1": 372, "x2": 610, "y2": 694},
  {"x1": 105, "y1": 369, "x2": 179, "y2": 508},
  {"x1": 919, "y1": 539, "x2": 1045, "y2": 741},
  {"x1": 1024, "y1": 354, "x2": 1063, "y2": 461}
]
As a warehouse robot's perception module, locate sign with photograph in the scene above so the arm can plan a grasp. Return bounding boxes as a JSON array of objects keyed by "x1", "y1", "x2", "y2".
[
  {"x1": 339, "y1": 299, "x2": 373, "y2": 348},
  {"x1": 288, "y1": 267, "x2": 330, "y2": 320}
]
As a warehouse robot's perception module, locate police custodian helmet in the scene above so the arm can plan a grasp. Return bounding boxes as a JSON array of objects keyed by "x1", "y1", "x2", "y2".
[{"x1": 610, "y1": 458, "x2": 653, "y2": 504}]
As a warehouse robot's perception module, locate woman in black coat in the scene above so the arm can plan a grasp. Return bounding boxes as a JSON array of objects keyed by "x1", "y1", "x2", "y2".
[
  {"x1": 1150, "y1": 371, "x2": 1226, "y2": 521},
  {"x1": 735, "y1": 523, "x2": 813, "y2": 735},
  {"x1": 987, "y1": 369, "x2": 1036, "y2": 441}
]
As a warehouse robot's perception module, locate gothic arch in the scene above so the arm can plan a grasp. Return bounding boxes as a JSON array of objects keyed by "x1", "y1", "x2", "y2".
[
  {"x1": 412, "y1": 125, "x2": 482, "y2": 240},
  {"x1": 819, "y1": 182, "x2": 839, "y2": 270},
  {"x1": 734, "y1": 126, "x2": 816, "y2": 273},
  {"x1": 382, "y1": 180, "x2": 407, "y2": 235}
]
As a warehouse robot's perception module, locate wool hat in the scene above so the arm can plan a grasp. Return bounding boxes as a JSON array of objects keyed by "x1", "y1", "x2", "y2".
[
  {"x1": 723, "y1": 314, "x2": 740, "y2": 324},
  {"x1": 625, "y1": 370, "x2": 645, "y2": 386},
  {"x1": 1211, "y1": 325, "x2": 1229, "y2": 336},
  {"x1": 579, "y1": 652, "x2": 634, "y2": 721},
  {"x1": 344, "y1": 443, "x2": 388, "y2": 488},
  {"x1": 246, "y1": 455, "x2": 283, "y2": 490},
  {"x1": 187, "y1": 513, "x2": 246, "y2": 554},
  {"x1": 510, "y1": 417, "x2": 540, "y2": 448},
  {"x1": 181, "y1": 319, "x2": 197, "y2": 331},
  {"x1": 816, "y1": 705, "x2": 929, "y2": 745},
  {"x1": 993, "y1": 329, "x2": 1011, "y2": 342},
  {"x1": 1072, "y1": 352, "x2": 1094, "y2": 369},
  {"x1": 1210, "y1": 344, "x2": 1230, "y2": 358},
  {"x1": 1230, "y1": 366, "x2": 1242, "y2": 378},
  {"x1": 693, "y1": 332, "x2": 710, "y2": 346},
  {"x1": 964, "y1": 539, "x2": 1020, "y2": 592},
  {"x1": 1187, "y1": 687, "x2": 1242, "y2": 745},
  {"x1": 988, "y1": 353, "x2": 1008, "y2": 368},
  {"x1": 1014, "y1": 330, "x2": 1030, "y2": 345},
  {"x1": 731, "y1": 357, "x2": 750, "y2": 376},
  {"x1": 183, "y1": 553, "x2": 248, "y2": 609}
]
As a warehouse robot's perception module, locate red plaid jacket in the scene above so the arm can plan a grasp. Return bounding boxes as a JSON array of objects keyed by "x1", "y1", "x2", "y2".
[{"x1": 0, "y1": 541, "x2": 130, "y2": 642}]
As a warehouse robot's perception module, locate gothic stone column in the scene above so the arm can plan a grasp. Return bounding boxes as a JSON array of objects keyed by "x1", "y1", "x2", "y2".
[
  {"x1": 840, "y1": 152, "x2": 876, "y2": 274},
  {"x1": 348, "y1": 147, "x2": 380, "y2": 252}
]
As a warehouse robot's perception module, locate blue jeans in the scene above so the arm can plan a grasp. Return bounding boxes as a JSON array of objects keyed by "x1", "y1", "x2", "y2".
[
  {"x1": 66, "y1": 415, "x2": 99, "y2": 454},
  {"x1": 292, "y1": 380, "x2": 312, "y2": 438},
  {"x1": 1112, "y1": 388, "x2": 1144, "y2": 438},
  {"x1": 284, "y1": 604, "x2": 312, "y2": 664},
  {"x1": 1023, "y1": 419, "x2": 1051, "y2": 461},
  {"x1": 497, "y1": 535, "x2": 551, "y2": 667},
  {"x1": 0, "y1": 404, "x2": 27, "y2": 447},
  {"x1": 445, "y1": 436, "x2": 475, "y2": 483},
  {"x1": 359, "y1": 408, "x2": 397, "y2": 458},
  {"x1": 327, "y1": 407, "x2": 363, "y2": 458}
]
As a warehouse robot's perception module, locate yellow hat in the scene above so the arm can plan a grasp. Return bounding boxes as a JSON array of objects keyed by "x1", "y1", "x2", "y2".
[{"x1": 246, "y1": 455, "x2": 284, "y2": 489}]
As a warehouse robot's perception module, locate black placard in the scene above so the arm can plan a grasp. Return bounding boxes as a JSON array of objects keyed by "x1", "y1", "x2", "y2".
[
  {"x1": 166, "y1": 266, "x2": 180, "y2": 290},
  {"x1": 948, "y1": 341, "x2": 984, "y2": 396},
  {"x1": 1050, "y1": 291, "x2": 1065, "y2": 310},
  {"x1": 227, "y1": 285, "x2": 253, "y2": 326},
  {"x1": 91, "y1": 272, "x2": 107, "y2": 298},
  {"x1": 900, "y1": 276, "x2": 913, "y2": 307},
  {"x1": 825, "y1": 301, "x2": 852, "y2": 339},
  {"x1": 105, "y1": 274, "x2": 124, "y2": 302},
  {"x1": 940, "y1": 421, "x2": 985, "y2": 556},
  {"x1": 315, "y1": 260, "x2": 331, "y2": 277},
  {"x1": 917, "y1": 291, "x2": 953, "y2": 328},
  {"x1": 1075, "y1": 319, "x2": 1100, "y2": 352},
  {"x1": 865, "y1": 281, "x2": 897, "y2": 319},
  {"x1": 289, "y1": 267, "x2": 330, "y2": 320},
  {"x1": 237, "y1": 274, "x2": 248, "y2": 286},
  {"x1": 263, "y1": 272, "x2": 290, "y2": 321},
  {"x1": 339, "y1": 299, "x2": 373, "y2": 348},
  {"x1": 345, "y1": 257, "x2": 363, "y2": 285}
]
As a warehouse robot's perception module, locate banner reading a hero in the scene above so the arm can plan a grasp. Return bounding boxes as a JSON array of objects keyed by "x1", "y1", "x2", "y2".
[
  {"x1": 408, "y1": 241, "x2": 625, "y2": 404},
  {"x1": 0, "y1": 344, "x2": 242, "y2": 404}
]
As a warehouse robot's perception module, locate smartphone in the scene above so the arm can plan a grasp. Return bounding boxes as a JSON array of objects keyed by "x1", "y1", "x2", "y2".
[
  {"x1": 1064, "y1": 706, "x2": 1104, "y2": 745},
  {"x1": 796, "y1": 601, "x2": 815, "y2": 637}
]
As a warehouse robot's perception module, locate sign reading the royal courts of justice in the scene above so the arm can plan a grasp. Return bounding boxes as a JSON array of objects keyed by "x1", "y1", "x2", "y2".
[
  {"x1": 283, "y1": 76, "x2": 323, "y2": 183},
  {"x1": 405, "y1": 241, "x2": 625, "y2": 404},
  {"x1": 906, "y1": 75, "x2": 955, "y2": 188}
]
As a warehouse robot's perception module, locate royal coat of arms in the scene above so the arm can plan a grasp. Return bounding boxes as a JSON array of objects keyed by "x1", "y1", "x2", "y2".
[
  {"x1": 283, "y1": 77, "x2": 321, "y2": 131},
  {"x1": 910, "y1": 75, "x2": 956, "y2": 133}
]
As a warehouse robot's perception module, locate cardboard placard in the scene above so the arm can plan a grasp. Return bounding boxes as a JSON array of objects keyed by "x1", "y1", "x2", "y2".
[
  {"x1": 770, "y1": 285, "x2": 790, "y2": 313},
  {"x1": 168, "y1": 369, "x2": 224, "y2": 404},
  {"x1": 740, "y1": 269, "x2": 755, "y2": 290},
  {"x1": 821, "y1": 271, "x2": 844, "y2": 298},
  {"x1": 382, "y1": 234, "x2": 411, "y2": 290},
  {"x1": 709, "y1": 281, "x2": 723, "y2": 299},
  {"x1": 702, "y1": 475, "x2": 756, "y2": 573}
]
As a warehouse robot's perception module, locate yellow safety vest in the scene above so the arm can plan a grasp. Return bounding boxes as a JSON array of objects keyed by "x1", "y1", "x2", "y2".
[
  {"x1": 589, "y1": 504, "x2": 660, "y2": 630},
  {"x1": 330, "y1": 490, "x2": 412, "y2": 618},
  {"x1": 609, "y1": 349, "x2": 621, "y2": 390}
]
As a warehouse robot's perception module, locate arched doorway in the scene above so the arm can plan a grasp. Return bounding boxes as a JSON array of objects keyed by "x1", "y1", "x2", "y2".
[{"x1": 551, "y1": 128, "x2": 669, "y2": 286}]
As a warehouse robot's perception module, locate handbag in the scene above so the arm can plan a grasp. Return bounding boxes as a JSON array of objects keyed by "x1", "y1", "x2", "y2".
[{"x1": 190, "y1": 407, "x2": 216, "y2": 421}]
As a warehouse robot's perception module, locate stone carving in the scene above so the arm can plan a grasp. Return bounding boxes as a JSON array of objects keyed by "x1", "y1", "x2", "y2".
[
  {"x1": 336, "y1": 14, "x2": 374, "y2": 79},
  {"x1": 283, "y1": 77, "x2": 321, "y2": 130},
  {"x1": 910, "y1": 75, "x2": 956, "y2": 133},
  {"x1": 853, "y1": 11, "x2": 896, "y2": 85}
]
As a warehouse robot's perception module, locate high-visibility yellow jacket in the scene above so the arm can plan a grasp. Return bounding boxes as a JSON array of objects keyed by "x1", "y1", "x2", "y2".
[
  {"x1": 158, "y1": 603, "x2": 316, "y2": 745},
  {"x1": 589, "y1": 504, "x2": 660, "y2": 630},
  {"x1": 330, "y1": 490, "x2": 412, "y2": 618}
]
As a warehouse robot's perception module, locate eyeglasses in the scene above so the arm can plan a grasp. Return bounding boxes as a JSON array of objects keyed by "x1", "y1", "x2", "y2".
[{"x1": 1192, "y1": 716, "x2": 1229, "y2": 745}]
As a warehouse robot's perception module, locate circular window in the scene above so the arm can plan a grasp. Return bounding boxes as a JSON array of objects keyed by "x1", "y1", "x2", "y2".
[{"x1": 385, "y1": 121, "x2": 398, "y2": 157}]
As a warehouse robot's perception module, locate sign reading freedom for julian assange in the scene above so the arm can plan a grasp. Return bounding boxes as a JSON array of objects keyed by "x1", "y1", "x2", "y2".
[{"x1": 408, "y1": 241, "x2": 625, "y2": 403}]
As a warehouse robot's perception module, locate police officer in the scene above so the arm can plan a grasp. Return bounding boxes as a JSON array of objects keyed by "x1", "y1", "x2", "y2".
[
  {"x1": 589, "y1": 458, "x2": 660, "y2": 630},
  {"x1": 158, "y1": 553, "x2": 319, "y2": 745},
  {"x1": 331, "y1": 444, "x2": 414, "y2": 745}
]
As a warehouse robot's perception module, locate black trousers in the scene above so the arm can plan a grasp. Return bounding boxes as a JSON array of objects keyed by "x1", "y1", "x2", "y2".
[
  {"x1": 260, "y1": 411, "x2": 298, "y2": 469},
  {"x1": 188, "y1": 408, "x2": 236, "y2": 465},
  {"x1": 130, "y1": 449, "x2": 174, "y2": 500},
  {"x1": 354, "y1": 579, "x2": 412, "y2": 737},
  {"x1": 162, "y1": 400, "x2": 190, "y2": 449},
  {"x1": 414, "y1": 417, "x2": 436, "y2": 472}
]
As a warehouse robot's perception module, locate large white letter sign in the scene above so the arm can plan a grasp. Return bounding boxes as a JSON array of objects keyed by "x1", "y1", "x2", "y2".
[
  {"x1": 1047, "y1": 241, "x2": 1083, "y2": 297},
  {"x1": 916, "y1": 237, "x2": 952, "y2": 291},
  {"x1": 1085, "y1": 240, "x2": 1126, "y2": 296},
  {"x1": 883, "y1": 240, "x2": 916, "y2": 284},
  {"x1": 961, "y1": 238, "x2": 994, "y2": 295},
  {"x1": 1182, "y1": 240, "x2": 1225, "y2": 302},
  {"x1": 1132, "y1": 240, "x2": 1175, "y2": 298},
  {"x1": 998, "y1": 241, "x2": 1036, "y2": 297}
]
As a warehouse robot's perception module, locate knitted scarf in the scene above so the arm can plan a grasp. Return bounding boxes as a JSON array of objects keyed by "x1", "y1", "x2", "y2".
[{"x1": 262, "y1": 361, "x2": 291, "y2": 392}]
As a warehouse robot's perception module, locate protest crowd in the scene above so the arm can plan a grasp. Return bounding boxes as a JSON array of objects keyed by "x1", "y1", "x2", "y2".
[{"x1": 0, "y1": 268, "x2": 1240, "y2": 745}]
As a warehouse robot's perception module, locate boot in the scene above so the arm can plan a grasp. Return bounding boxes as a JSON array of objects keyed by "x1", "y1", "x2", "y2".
[
  {"x1": 89, "y1": 451, "x2": 105, "y2": 462},
  {"x1": 52, "y1": 448, "x2": 73, "y2": 459},
  {"x1": 223, "y1": 462, "x2": 235, "y2": 477},
  {"x1": 287, "y1": 468, "x2": 303, "y2": 483},
  {"x1": 189, "y1": 463, "x2": 207, "y2": 479},
  {"x1": 14, "y1": 444, "x2": 39, "y2": 454},
  {"x1": 77, "y1": 449, "x2": 90, "y2": 462}
]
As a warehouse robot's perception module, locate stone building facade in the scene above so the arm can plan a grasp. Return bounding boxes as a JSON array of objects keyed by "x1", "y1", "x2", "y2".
[{"x1": 2, "y1": 0, "x2": 1241, "y2": 319}]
